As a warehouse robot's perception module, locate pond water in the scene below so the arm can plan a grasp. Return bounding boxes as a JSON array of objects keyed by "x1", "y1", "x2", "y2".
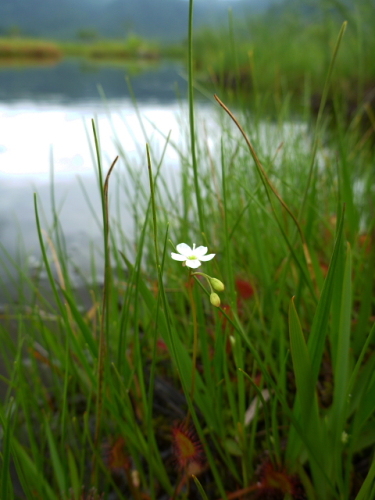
[
  {"x1": 0, "y1": 58, "x2": 211, "y2": 305},
  {"x1": 0, "y1": 58, "x2": 311, "y2": 307}
]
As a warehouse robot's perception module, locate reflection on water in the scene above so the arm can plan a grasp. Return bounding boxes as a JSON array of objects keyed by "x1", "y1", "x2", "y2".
[
  {"x1": 0, "y1": 59, "x2": 312, "y2": 307},
  {"x1": 0, "y1": 60, "x2": 196, "y2": 305},
  {"x1": 0, "y1": 102, "x2": 193, "y2": 295},
  {"x1": 0, "y1": 58, "x2": 189, "y2": 103}
]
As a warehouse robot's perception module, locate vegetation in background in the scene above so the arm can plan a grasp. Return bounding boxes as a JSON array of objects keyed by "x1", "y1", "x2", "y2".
[
  {"x1": 0, "y1": 36, "x2": 182, "y2": 63},
  {"x1": 61, "y1": 35, "x2": 165, "y2": 60},
  {"x1": 0, "y1": 0, "x2": 375, "y2": 499},
  {"x1": 193, "y1": 0, "x2": 375, "y2": 108},
  {"x1": 0, "y1": 38, "x2": 63, "y2": 62},
  {"x1": 1, "y1": 0, "x2": 375, "y2": 113}
]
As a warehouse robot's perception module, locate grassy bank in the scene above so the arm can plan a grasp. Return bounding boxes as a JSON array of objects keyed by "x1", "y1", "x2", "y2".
[
  {"x1": 61, "y1": 36, "x2": 161, "y2": 60},
  {"x1": 2, "y1": 0, "x2": 375, "y2": 117},
  {"x1": 0, "y1": 36, "x2": 185, "y2": 65},
  {"x1": 0, "y1": 37, "x2": 63, "y2": 62},
  {"x1": 1, "y1": 2, "x2": 375, "y2": 500}
]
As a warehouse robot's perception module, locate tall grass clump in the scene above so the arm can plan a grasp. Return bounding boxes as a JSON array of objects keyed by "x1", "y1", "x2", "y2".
[{"x1": 1, "y1": 0, "x2": 375, "y2": 499}]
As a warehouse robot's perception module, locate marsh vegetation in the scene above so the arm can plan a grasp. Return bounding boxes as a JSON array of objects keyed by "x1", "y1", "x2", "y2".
[{"x1": 0, "y1": 1, "x2": 375, "y2": 499}]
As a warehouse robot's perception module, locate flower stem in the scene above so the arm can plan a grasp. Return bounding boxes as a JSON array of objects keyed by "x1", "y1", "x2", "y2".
[
  {"x1": 191, "y1": 271, "x2": 213, "y2": 293},
  {"x1": 188, "y1": 271, "x2": 199, "y2": 406},
  {"x1": 188, "y1": 0, "x2": 204, "y2": 234}
]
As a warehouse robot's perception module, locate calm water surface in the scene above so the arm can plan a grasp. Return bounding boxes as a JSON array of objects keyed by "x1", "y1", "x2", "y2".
[
  {"x1": 0, "y1": 59, "x2": 211, "y2": 305},
  {"x1": 0, "y1": 59, "x2": 311, "y2": 306}
]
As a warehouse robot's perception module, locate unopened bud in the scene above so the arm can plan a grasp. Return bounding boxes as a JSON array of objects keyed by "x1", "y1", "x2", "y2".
[
  {"x1": 341, "y1": 431, "x2": 349, "y2": 444},
  {"x1": 210, "y1": 293, "x2": 221, "y2": 307},
  {"x1": 210, "y1": 278, "x2": 225, "y2": 292}
]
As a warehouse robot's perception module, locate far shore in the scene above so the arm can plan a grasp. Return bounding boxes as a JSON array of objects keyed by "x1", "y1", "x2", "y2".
[
  {"x1": 0, "y1": 36, "x2": 185, "y2": 64},
  {"x1": 2, "y1": 33, "x2": 375, "y2": 119}
]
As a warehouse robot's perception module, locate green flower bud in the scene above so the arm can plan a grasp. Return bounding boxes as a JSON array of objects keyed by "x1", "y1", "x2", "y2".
[
  {"x1": 210, "y1": 277, "x2": 225, "y2": 292},
  {"x1": 341, "y1": 431, "x2": 349, "y2": 444},
  {"x1": 210, "y1": 293, "x2": 221, "y2": 307}
]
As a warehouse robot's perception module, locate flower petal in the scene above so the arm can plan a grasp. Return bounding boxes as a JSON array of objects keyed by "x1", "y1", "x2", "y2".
[
  {"x1": 199, "y1": 253, "x2": 215, "y2": 261},
  {"x1": 193, "y1": 246, "x2": 208, "y2": 257},
  {"x1": 185, "y1": 259, "x2": 202, "y2": 269},
  {"x1": 176, "y1": 243, "x2": 192, "y2": 257},
  {"x1": 171, "y1": 252, "x2": 187, "y2": 261}
]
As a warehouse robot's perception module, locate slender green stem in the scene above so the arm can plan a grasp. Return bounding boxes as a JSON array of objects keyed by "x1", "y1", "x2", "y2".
[
  {"x1": 214, "y1": 94, "x2": 317, "y2": 300},
  {"x1": 299, "y1": 21, "x2": 347, "y2": 220},
  {"x1": 188, "y1": 0, "x2": 204, "y2": 234},
  {"x1": 188, "y1": 272, "x2": 199, "y2": 403},
  {"x1": 147, "y1": 144, "x2": 159, "y2": 265},
  {"x1": 91, "y1": 119, "x2": 118, "y2": 482}
]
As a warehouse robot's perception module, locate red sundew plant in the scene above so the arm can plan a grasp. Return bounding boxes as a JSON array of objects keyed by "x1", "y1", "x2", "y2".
[
  {"x1": 254, "y1": 460, "x2": 305, "y2": 500},
  {"x1": 156, "y1": 337, "x2": 169, "y2": 353},
  {"x1": 103, "y1": 436, "x2": 131, "y2": 474},
  {"x1": 171, "y1": 421, "x2": 205, "y2": 475},
  {"x1": 225, "y1": 460, "x2": 305, "y2": 500},
  {"x1": 235, "y1": 278, "x2": 254, "y2": 300}
]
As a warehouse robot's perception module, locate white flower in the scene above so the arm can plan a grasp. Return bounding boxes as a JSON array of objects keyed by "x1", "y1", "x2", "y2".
[{"x1": 171, "y1": 243, "x2": 215, "y2": 269}]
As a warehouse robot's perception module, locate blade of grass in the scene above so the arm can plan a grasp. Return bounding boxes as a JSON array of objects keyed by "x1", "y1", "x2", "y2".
[
  {"x1": 329, "y1": 242, "x2": 352, "y2": 492},
  {"x1": 12, "y1": 440, "x2": 58, "y2": 500},
  {"x1": 307, "y1": 205, "x2": 345, "y2": 383},
  {"x1": 299, "y1": 22, "x2": 348, "y2": 220},
  {"x1": 192, "y1": 475, "x2": 210, "y2": 500},
  {"x1": 66, "y1": 448, "x2": 81, "y2": 500},
  {"x1": 0, "y1": 407, "x2": 14, "y2": 500},
  {"x1": 354, "y1": 452, "x2": 375, "y2": 500},
  {"x1": 188, "y1": 0, "x2": 204, "y2": 234},
  {"x1": 44, "y1": 415, "x2": 67, "y2": 498},
  {"x1": 91, "y1": 117, "x2": 119, "y2": 481},
  {"x1": 214, "y1": 94, "x2": 317, "y2": 301}
]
